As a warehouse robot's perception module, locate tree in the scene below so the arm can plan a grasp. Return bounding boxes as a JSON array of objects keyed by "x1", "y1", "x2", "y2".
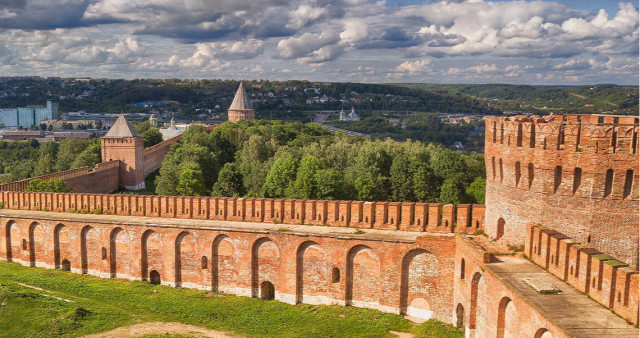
[
  {"x1": 314, "y1": 168, "x2": 343, "y2": 200},
  {"x1": 290, "y1": 155, "x2": 321, "y2": 199},
  {"x1": 211, "y1": 162, "x2": 245, "y2": 197},
  {"x1": 55, "y1": 139, "x2": 90, "y2": 172},
  {"x1": 141, "y1": 128, "x2": 163, "y2": 147},
  {"x1": 176, "y1": 162, "x2": 207, "y2": 196},
  {"x1": 70, "y1": 142, "x2": 101, "y2": 169},
  {"x1": 412, "y1": 162, "x2": 440, "y2": 203},
  {"x1": 33, "y1": 154, "x2": 54, "y2": 177},
  {"x1": 439, "y1": 178, "x2": 464, "y2": 205},
  {"x1": 466, "y1": 177, "x2": 486, "y2": 204},
  {"x1": 263, "y1": 157, "x2": 298, "y2": 198},
  {"x1": 390, "y1": 154, "x2": 415, "y2": 202}
]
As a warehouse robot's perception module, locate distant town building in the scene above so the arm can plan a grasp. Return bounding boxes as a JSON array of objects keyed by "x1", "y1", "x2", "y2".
[
  {"x1": 228, "y1": 81, "x2": 255, "y2": 122},
  {"x1": 0, "y1": 101, "x2": 59, "y2": 128},
  {"x1": 339, "y1": 107, "x2": 360, "y2": 122}
]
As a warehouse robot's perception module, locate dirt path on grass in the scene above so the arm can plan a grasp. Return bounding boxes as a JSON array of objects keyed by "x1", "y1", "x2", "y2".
[{"x1": 84, "y1": 322, "x2": 236, "y2": 338}]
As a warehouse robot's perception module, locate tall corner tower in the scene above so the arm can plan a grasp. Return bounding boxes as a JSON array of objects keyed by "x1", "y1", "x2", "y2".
[
  {"x1": 228, "y1": 81, "x2": 255, "y2": 122},
  {"x1": 101, "y1": 114, "x2": 146, "y2": 190}
]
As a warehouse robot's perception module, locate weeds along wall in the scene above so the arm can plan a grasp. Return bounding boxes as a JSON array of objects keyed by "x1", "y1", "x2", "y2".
[
  {"x1": 526, "y1": 224, "x2": 639, "y2": 325},
  {"x1": 0, "y1": 191, "x2": 485, "y2": 234},
  {"x1": 0, "y1": 161, "x2": 120, "y2": 194},
  {"x1": 484, "y1": 115, "x2": 639, "y2": 266}
]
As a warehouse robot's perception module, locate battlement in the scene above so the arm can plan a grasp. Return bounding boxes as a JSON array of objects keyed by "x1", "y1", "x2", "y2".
[
  {"x1": 484, "y1": 115, "x2": 639, "y2": 266},
  {"x1": 526, "y1": 224, "x2": 639, "y2": 325},
  {"x1": 486, "y1": 115, "x2": 639, "y2": 155},
  {"x1": 0, "y1": 191, "x2": 485, "y2": 234}
]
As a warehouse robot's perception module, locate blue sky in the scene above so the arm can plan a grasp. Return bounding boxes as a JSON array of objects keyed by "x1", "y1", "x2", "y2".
[{"x1": 0, "y1": 0, "x2": 637, "y2": 85}]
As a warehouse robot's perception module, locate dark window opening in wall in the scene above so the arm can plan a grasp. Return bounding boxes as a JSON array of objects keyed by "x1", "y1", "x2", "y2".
[
  {"x1": 456, "y1": 304, "x2": 465, "y2": 329},
  {"x1": 260, "y1": 281, "x2": 275, "y2": 300},
  {"x1": 61, "y1": 259, "x2": 71, "y2": 271},
  {"x1": 332, "y1": 267, "x2": 340, "y2": 283},
  {"x1": 623, "y1": 170, "x2": 633, "y2": 199},
  {"x1": 492, "y1": 157, "x2": 496, "y2": 181},
  {"x1": 496, "y1": 218, "x2": 505, "y2": 240},
  {"x1": 618, "y1": 292, "x2": 622, "y2": 303},
  {"x1": 604, "y1": 169, "x2": 614, "y2": 198},
  {"x1": 573, "y1": 168, "x2": 582, "y2": 195},
  {"x1": 500, "y1": 124, "x2": 504, "y2": 144},
  {"x1": 499, "y1": 159, "x2": 504, "y2": 183},
  {"x1": 554, "y1": 166, "x2": 562, "y2": 194},
  {"x1": 102, "y1": 247, "x2": 108, "y2": 260},
  {"x1": 528, "y1": 163, "x2": 534, "y2": 189},
  {"x1": 530, "y1": 124, "x2": 536, "y2": 148},
  {"x1": 460, "y1": 259, "x2": 466, "y2": 279},
  {"x1": 587, "y1": 235, "x2": 591, "y2": 243},
  {"x1": 632, "y1": 130, "x2": 638, "y2": 154},
  {"x1": 558, "y1": 124, "x2": 565, "y2": 149},
  {"x1": 515, "y1": 162, "x2": 521, "y2": 187},
  {"x1": 570, "y1": 266, "x2": 574, "y2": 275},
  {"x1": 517, "y1": 123, "x2": 523, "y2": 147},
  {"x1": 149, "y1": 270, "x2": 161, "y2": 284},
  {"x1": 201, "y1": 256, "x2": 208, "y2": 269},
  {"x1": 493, "y1": 121, "x2": 497, "y2": 143},
  {"x1": 611, "y1": 130, "x2": 617, "y2": 153},
  {"x1": 592, "y1": 277, "x2": 596, "y2": 288},
  {"x1": 22, "y1": 238, "x2": 27, "y2": 250}
]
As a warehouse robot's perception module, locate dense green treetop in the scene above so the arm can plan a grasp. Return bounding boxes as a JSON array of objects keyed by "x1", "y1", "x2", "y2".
[{"x1": 154, "y1": 120, "x2": 486, "y2": 204}]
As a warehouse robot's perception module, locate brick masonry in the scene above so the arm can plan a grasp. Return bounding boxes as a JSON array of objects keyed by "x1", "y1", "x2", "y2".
[{"x1": 484, "y1": 115, "x2": 639, "y2": 266}]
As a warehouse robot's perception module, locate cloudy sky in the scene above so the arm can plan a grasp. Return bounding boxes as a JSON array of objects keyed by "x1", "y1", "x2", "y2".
[{"x1": 0, "y1": 0, "x2": 637, "y2": 84}]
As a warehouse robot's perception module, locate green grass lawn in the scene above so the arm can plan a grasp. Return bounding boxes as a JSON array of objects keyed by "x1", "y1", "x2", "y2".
[{"x1": 0, "y1": 261, "x2": 463, "y2": 337}]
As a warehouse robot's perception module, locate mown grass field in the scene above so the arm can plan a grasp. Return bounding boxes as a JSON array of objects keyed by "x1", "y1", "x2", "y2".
[{"x1": 0, "y1": 261, "x2": 463, "y2": 337}]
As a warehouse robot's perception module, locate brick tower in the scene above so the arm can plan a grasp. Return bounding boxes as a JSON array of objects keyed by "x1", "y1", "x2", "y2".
[
  {"x1": 101, "y1": 115, "x2": 145, "y2": 190},
  {"x1": 228, "y1": 81, "x2": 255, "y2": 122}
]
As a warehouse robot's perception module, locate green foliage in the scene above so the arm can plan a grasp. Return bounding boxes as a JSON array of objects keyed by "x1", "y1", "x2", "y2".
[
  {"x1": 176, "y1": 162, "x2": 207, "y2": 196},
  {"x1": 70, "y1": 140, "x2": 101, "y2": 170},
  {"x1": 25, "y1": 178, "x2": 72, "y2": 193},
  {"x1": 211, "y1": 162, "x2": 246, "y2": 197},
  {"x1": 263, "y1": 157, "x2": 299, "y2": 198},
  {"x1": 133, "y1": 120, "x2": 164, "y2": 147},
  {"x1": 55, "y1": 139, "x2": 94, "y2": 172},
  {"x1": 466, "y1": 177, "x2": 486, "y2": 204},
  {"x1": 151, "y1": 120, "x2": 485, "y2": 204},
  {"x1": 412, "y1": 319, "x2": 464, "y2": 338}
]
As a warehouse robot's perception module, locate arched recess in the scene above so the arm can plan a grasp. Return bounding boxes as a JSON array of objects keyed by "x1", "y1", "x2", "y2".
[
  {"x1": 81, "y1": 226, "x2": 100, "y2": 274},
  {"x1": 400, "y1": 248, "x2": 439, "y2": 319},
  {"x1": 497, "y1": 297, "x2": 513, "y2": 338},
  {"x1": 251, "y1": 237, "x2": 280, "y2": 298},
  {"x1": 5, "y1": 221, "x2": 20, "y2": 263},
  {"x1": 469, "y1": 272, "x2": 482, "y2": 330},
  {"x1": 109, "y1": 227, "x2": 130, "y2": 278},
  {"x1": 212, "y1": 234, "x2": 236, "y2": 292},
  {"x1": 296, "y1": 241, "x2": 327, "y2": 304},
  {"x1": 141, "y1": 229, "x2": 163, "y2": 282},
  {"x1": 54, "y1": 223, "x2": 72, "y2": 270},
  {"x1": 346, "y1": 245, "x2": 381, "y2": 307},
  {"x1": 534, "y1": 328, "x2": 552, "y2": 338},
  {"x1": 28, "y1": 222, "x2": 44, "y2": 267},
  {"x1": 456, "y1": 303, "x2": 465, "y2": 329},
  {"x1": 175, "y1": 231, "x2": 199, "y2": 287},
  {"x1": 496, "y1": 218, "x2": 505, "y2": 240}
]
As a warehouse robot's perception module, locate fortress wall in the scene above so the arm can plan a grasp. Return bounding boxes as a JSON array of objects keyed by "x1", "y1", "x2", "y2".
[
  {"x1": 526, "y1": 224, "x2": 639, "y2": 325},
  {"x1": 484, "y1": 115, "x2": 639, "y2": 266},
  {"x1": 0, "y1": 215, "x2": 456, "y2": 322},
  {"x1": 0, "y1": 191, "x2": 485, "y2": 234},
  {"x1": 452, "y1": 236, "x2": 567, "y2": 338},
  {"x1": 0, "y1": 161, "x2": 121, "y2": 194},
  {"x1": 143, "y1": 134, "x2": 182, "y2": 176}
]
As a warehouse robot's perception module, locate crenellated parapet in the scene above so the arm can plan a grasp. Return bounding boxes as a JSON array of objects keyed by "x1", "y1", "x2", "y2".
[
  {"x1": 0, "y1": 191, "x2": 486, "y2": 235},
  {"x1": 484, "y1": 115, "x2": 639, "y2": 267}
]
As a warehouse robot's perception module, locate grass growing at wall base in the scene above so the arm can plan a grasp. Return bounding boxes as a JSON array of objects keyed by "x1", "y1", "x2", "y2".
[{"x1": 0, "y1": 261, "x2": 462, "y2": 337}]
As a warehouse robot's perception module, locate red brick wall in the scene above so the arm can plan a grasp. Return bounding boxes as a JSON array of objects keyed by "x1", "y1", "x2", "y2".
[
  {"x1": 0, "y1": 214, "x2": 456, "y2": 321},
  {"x1": 143, "y1": 134, "x2": 183, "y2": 176},
  {"x1": 0, "y1": 191, "x2": 486, "y2": 235},
  {"x1": 526, "y1": 224, "x2": 639, "y2": 325},
  {"x1": 485, "y1": 115, "x2": 639, "y2": 266}
]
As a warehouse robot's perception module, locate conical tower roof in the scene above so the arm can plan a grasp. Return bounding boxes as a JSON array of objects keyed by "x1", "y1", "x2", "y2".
[
  {"x1": 229, "y1": 81, "x2": 253, "y2": 111},
  {"x1": 104, "y1": 114, "x2": 139, "y2": 138}
]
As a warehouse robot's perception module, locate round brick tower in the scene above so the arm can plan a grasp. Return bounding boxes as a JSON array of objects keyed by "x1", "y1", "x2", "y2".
[{"x1": 484, "y1": 114, "x2": 639, "y2": 266}]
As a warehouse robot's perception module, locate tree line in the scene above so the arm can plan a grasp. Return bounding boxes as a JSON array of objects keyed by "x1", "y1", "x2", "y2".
[{"x1": 154, "y1": 121, "x2": 486, "y2": 204}]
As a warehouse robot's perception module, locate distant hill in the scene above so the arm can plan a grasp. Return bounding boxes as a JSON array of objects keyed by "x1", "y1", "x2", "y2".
[{"x1": 394, "y1": 83, "x2": 638, "y2": 115}]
